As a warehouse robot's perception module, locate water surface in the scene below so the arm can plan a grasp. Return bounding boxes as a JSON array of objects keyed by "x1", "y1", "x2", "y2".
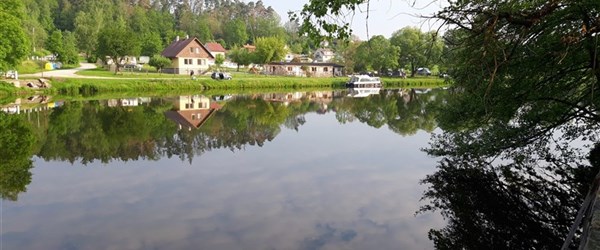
[{"x1": 2, "y1": 89, "x2": 445, "y2": 250}]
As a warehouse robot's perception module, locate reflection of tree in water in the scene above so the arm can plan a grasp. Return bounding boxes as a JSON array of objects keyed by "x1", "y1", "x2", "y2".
[
  {"x1": 0, "y1": 112, "x2": 36, "y2": 201},
  {"x1": 420, "y1": 87, "x2": 599, "y2": 248},
  {"x1": 332, "y1": 88, "x2": 445, "y2": 136},
  {"x1": 25, "y1": 91, "x2": 445, "y2": 164}
]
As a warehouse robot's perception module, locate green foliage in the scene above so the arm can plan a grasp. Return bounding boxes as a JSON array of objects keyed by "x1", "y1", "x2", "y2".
[
  {"x1": 228, "y1": 46, "x2": 253, "y2": 71},
  {"x1": 96, "y1": 26, "x2": 140, "y2": 73},
  {"x1": 61, "y1": 31, "x2": 79, "y2": 64},
  {"x1": 0, "y1": 112, "x2": 35, "y2": 201},
  {"x1": 214, "y1": 54, "x2": 225, "y2": 67},
  {"x1": 223, "y1": 18, "x2": 249, "y2": 48},
  {"x1": 74, "y1": 9, "x2": 103, "y2": 59},
  {"x1": 253, "y1": 36, "x2": 286, "y2": 64},
  {"x1": 355, "y1": 36, "x2": 399, "y2": 73},
  {"x1": 45, "y1": 30, "x2": 64, "y2": 58},
  {"x1": 420, "y1": 1, "x2": 600, "y2": 248},
  {"x1": 140, "y1": 32, "x2": 164, "y2": 56},
  {"x1": 0, "y1": 10, "x2": 30, "y2": 71},
  {"x1": 292, "y1": 0, "x2": 364, "y2": 42},
  {"x1": 148, "y1": 54, "x2": 171, "y2": 74},
  {"x1": 390, "y1": 27, "x2": 443, "y2": 76}
]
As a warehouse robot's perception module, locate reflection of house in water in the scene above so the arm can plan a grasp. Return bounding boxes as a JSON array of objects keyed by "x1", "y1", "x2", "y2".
[
  {"x1": 260, "y1": 92, "x2": 305, "y2": 105},
  {"x1": 307, "y1": 91, "x2": 333, "y2": 114},
  {"x1": 165, "y1": 95, "x2": 222, "y2": 130},
  {"x1": 1, "y1": 96, "x2": 62, "y2": 114},
  {"x1": 258, "y1": 91, "x2": 334, "y2": 111}
]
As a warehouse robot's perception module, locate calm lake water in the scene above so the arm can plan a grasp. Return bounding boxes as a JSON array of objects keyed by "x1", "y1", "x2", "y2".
[{"x1": 1, "y1": 88, "x2": 446, "y2": 250}]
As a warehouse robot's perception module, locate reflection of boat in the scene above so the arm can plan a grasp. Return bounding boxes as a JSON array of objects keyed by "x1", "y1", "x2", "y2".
[
  {"x1": 346, "y1": 75, "x2": 382, "y2": 87},
  {"x1": 347, "y1": 87, "x2": 381, "y2": 98}
]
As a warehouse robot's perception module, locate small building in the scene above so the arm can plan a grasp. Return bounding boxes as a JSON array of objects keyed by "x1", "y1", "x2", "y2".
[
  {"x1": 313, "y1": 48, "x2": 335, "y2": 63},
  {"x1": 205, "y1": 42, "x2": 227, "y2": 60},
  {"x1": 161, "y1": 36, "x2": 214, "y2": 75},
  {"x1": 264, "y1": 62, "x2": 344, "y2": 77},
  {"x1": 243, "y1": 44, "x2": 256, "y2": 52}
]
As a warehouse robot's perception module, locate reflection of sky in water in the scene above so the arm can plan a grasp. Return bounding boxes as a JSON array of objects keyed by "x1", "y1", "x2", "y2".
[{"x1": 3, "y1": 112, "x2": 444, "y2": 250}]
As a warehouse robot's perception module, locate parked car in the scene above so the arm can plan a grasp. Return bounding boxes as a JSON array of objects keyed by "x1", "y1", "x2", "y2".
[
  {"x1": 416, "y1": 67, "x2": 431, "y2": 76},
  {"x1": 211, "y1": 72, "x2": 232, "y2": 80},
  {"x1": 123, "y1": 64, "x2": 143, "y2": 71}
]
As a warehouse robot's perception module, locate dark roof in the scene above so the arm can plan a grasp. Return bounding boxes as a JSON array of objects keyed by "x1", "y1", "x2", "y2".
[
  {"x1": 266, "y1": 62, "x2": 344, "y2": 67},
  {"x1": 161, "y1": 37, "x2": 214, "y2": 59},
  {"x1": 205, "y1": 42, "x2": 226, "y2": 53}
]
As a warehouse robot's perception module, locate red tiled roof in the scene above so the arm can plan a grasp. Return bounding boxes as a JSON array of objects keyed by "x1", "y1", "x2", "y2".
[
  {"x1": 205, "y1": 42, "x2": 226, "y2": 53},
  {"x1": 161, "y1": 37, "x2": 214, "y2": 59}
]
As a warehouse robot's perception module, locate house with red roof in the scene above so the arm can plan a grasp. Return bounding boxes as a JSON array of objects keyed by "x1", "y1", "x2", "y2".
[
  {"x1": 161, "y1": 36, "x2": 214, "y2": 75},
  {"x1": 204, "y1": 42, "x2": 227, "y2": 59}
]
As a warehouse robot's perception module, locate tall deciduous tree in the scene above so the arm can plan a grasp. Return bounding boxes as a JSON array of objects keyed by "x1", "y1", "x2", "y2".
[
  {"x1": 253, "y1": 36, "x2": 286, "y2": 64},
  {"x1": 46, "y1": 30, "x2": 64, "y2": 59},
  {"x1": 96, "y1": 26, "x2": 140, "y2": 74},
  {"x1": 228, "y1": 46, "x2": 253, "y2": 71},
  {"x1": 61, "y1": 31, "x2": 79, "y2": 65},
  {"x1": 0, "y1": 0, "x2": 29, "y2": 71},
  {"x1": 390, "y1": 27, "x2": 443, "y2": 76},
  {"x1": 74, "y1": 9, "x2": 104, "y2": 61},
  {"x1": 223, "y1": 18, "x2": 248, "y2": 48}
]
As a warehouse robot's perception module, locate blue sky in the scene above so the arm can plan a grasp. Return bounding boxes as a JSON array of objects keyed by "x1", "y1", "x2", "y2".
[{"x1": 260, "y1": 0, "x2": 446, "y2": 40}]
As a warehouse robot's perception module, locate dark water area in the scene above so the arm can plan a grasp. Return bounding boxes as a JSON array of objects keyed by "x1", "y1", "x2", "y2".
[{"x1": 1, "y1": 88, "x2": 447, "y2": 249}]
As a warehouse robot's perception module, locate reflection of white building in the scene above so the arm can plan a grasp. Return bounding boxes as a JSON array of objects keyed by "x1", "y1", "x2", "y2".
[
  {"x1": 1, "y1": 105, "x2": 20, "y2": 114},
  {"x1": 165, "y1": 95, "x2": 221, "y2": 130},
  {"x1": 121, "y1": 98, "x2": 139, "y2": 107},
  {"x1": 107, "y1": 97, "x2": 150, "y2": 107}
]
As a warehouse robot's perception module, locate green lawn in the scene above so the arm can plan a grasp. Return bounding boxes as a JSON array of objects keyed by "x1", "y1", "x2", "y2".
[{"x1": 75, "y1": 68, "x2": 193, "y2": 78}]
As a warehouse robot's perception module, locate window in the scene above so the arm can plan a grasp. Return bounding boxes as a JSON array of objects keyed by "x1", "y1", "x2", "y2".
[
  {"x1": 195, "y1": 48, "x2": 200, "y2": 53},
  {"x1": 287, "y1": 67, "x2": 292, "y2": 71},
  {"x1": 184, "y1": 59, "x2": 193, "y2": 65},
  {"x1": 198, "y1": 59, "x2": 202, "y2": 65},
  {"x1": 323, "y1": 67, "x2": 328, "y2": 72},
  {"x1": 190, "y1": 47, "x2": 194, "y2": 53},
  {"x1": 311, "y1": 67, "x2": 317, "y2": 72},
  {"x1": 185, "y1": 103, "x2": 193, "y2": 109}
]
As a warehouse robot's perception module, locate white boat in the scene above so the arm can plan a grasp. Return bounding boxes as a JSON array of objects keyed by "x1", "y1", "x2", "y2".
[{"x1": 346, "y1": 74, "x2": 382, "y2": 87}]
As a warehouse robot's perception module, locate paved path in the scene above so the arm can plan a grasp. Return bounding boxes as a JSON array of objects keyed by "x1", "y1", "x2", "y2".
[{"x1": 21, "y1": 63, "x2": 104, "y2": 78}]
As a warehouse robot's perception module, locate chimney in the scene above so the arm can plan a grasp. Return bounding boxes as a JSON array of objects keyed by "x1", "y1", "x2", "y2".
[
  {"x1": 175, "y1": 36, "x2": 179, "y2": 42},
  {"x1": 186, "y1": 34, "x2": 189, "y2": 39}
]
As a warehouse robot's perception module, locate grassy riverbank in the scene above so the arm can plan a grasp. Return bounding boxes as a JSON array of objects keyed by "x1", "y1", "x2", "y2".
[{"x1": 2, "y1": 76, "x2": 448, "y2": 98}]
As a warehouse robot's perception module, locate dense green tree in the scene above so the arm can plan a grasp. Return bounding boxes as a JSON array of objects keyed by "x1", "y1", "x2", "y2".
[
  {"x1": 0, "y1": 0, "x2": 29, "y2": 71},
  {"x1": 390, "y1": 27, "x2": 443, "y2": 76},
  {"x1": 74, "y1": 9, "x2": 103, "y2": 61},
  {"x1": 253, "y1": 36, "x2": 286, "y2": 64},
  {"x1": 223, "y1": 18, "x2": 249, "y2": 48},
  {"x1": 361, "y1": 35, "x2": 399, "y2": 74},
  {"x1": 96, "y1": 26, "x2": 140, "y2": 73},
  {"x1": 196, "y1": 18, "x2": 213, "y2": 42},
  {"x1": 149, "y1": 54, "x2": 171, "y2": 74},
  {"x1": 45, "y1": 30, "x2": 64, "y2": 59},
  {"x1": 0, "y1": 13, "x2": 30, "y2": 71},
  {"x1": 228, "y1": 46, "x2": 253, "y2": 71},
  {"x1": 140, "y1": 32, "x2": 164, "y2": 56},
  {"x1": 61, "y1": 31, "x2": 79, "y2": 65}
]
